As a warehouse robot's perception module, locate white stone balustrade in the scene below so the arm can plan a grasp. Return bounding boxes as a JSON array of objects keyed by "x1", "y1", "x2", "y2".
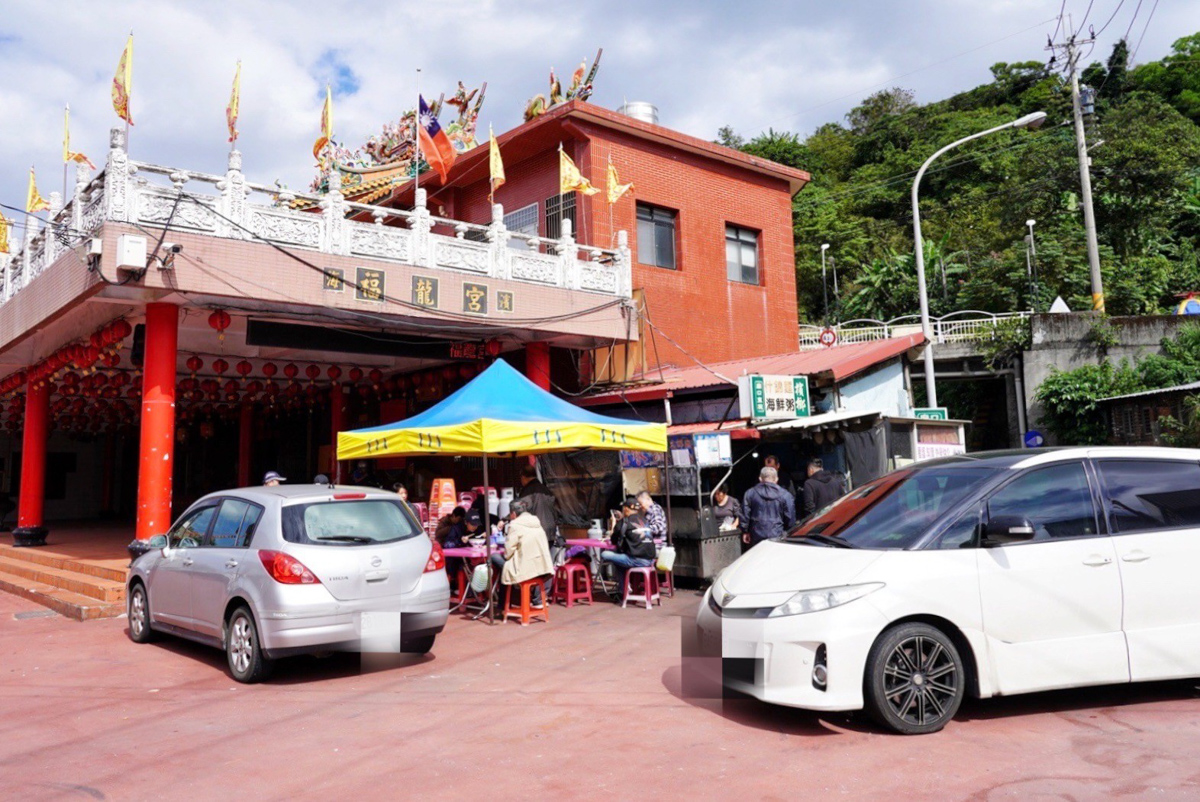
[{"x1": 0, "y1": 127, "x2": 630, "y2": 309}]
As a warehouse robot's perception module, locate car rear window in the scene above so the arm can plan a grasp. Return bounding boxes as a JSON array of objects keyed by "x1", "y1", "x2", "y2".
[{"x1": 281, "y1": 499, "x2": 422, "y2": 546}]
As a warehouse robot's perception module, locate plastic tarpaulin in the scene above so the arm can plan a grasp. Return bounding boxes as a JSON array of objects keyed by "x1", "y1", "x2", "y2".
[{"x1": 338, "y1": 360, "x2": 668, "y2": 459}]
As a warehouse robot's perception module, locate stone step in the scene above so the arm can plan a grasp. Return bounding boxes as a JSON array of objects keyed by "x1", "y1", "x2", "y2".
[
  {"x1": 0, "y1": 555, "x2": 126, "y2": 603},
  {"x1": 0, "y1": 571, "x2": 125, "y2": 621},
  {"x1": 0, "y1": 543, "x2": 128, "y2": 583}
]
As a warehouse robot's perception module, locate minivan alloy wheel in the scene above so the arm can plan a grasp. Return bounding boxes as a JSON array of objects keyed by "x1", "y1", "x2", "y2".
[{"x1": 882, "y1": 634, "x2": 959, "y2": 727}]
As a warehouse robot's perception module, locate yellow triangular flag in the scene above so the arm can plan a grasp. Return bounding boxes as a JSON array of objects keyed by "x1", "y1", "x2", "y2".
[
  {"x1": 26, "y1": 168, "x2": 49, "y2": 214},
  {"x1": 489, "y1": 125, "x2": 505, "y2": 200},
  {"x1": 226, "y1": 61, "x2": 242, "y2": 143},
  {"x1": 112, "y1": 34, "x2": 134, "y2": 125},
  {"x1": 313, "y1": 85, "x2": 333, "y2": 160},
  {"x1": 0, "y1": 214, "x2": 9, "y2": 254},
  {"x1": 63, "y1": 105, "x2": 96, "y2": 169},
  {"x1": 560, "y1": 148, "x2": 599, "y2": 196},
  {"x1": 606, "y1": 161, "x2": 633, "y2": 204}
]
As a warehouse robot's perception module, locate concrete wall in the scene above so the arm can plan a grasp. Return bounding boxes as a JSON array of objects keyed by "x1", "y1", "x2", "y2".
[{"x1": 1023, "y1": 313, "x2": 1193, "y2": 443}]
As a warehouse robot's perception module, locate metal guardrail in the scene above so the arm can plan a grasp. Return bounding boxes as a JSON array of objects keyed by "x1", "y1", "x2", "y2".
[
  {"x1": 798, "y1": 311, "x2": 1031, "y2": 350},
  {"x1": 1, "y1": 128, "x2": 632, "y2": 305}
]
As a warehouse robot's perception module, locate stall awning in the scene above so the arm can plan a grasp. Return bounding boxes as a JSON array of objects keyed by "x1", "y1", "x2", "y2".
[
  {"x1": 667, "y1": 420, "x2": 759, "y2": 439},
  {"x1": 755, "y1": 409, "x2": 880, "y2": 432}
]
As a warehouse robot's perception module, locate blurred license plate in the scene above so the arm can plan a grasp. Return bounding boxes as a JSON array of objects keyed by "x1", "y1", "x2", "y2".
[{"x1": 359, "y1": 611, "x2": 401, "y2": 652}]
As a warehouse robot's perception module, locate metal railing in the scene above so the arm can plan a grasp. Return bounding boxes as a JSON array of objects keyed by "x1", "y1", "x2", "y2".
[
  {"x1": 799, "y1": 311, "x2": 1031, "y2": 350},
  {"x1": 0, "y1": 128, "x2": 631, "y2": 305}
]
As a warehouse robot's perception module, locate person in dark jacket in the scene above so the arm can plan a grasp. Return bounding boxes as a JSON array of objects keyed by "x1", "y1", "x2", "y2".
[
  {"x1": 741, "y1": 467, "x2": 795, "y2": 546},
  {"x1": 601, "y1": 496, "x2": 657, "y2": 599},
  {"x1": 517, "y1": 464, "x2": 558, "y2": 544},
  {"x1": 801, "y1": 459, "x2": 847, "y2": 519}
]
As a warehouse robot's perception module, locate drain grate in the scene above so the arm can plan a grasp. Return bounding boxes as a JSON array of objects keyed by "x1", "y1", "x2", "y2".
[{"x1": 14, "y1": 609, "x2": 59, "y2": 620}]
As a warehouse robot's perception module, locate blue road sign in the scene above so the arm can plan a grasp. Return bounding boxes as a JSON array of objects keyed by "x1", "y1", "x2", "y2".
[{"x1": 1024, "y1": 430, "x2": 1045, "y2": 448}]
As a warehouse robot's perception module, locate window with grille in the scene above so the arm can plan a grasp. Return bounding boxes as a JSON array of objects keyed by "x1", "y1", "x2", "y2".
[
  {"x1": 636, "y1": 203, "x2": 677, "y2": 269},
  {"x1": 544, "y1": 194, "x2": 576, "y2": 241},
  {"x1": 502, "y1": 203, "x2": 539, "y2": 250},
  {"x1": 726, "y1": 224, "x2": 760, "y2": 284}
]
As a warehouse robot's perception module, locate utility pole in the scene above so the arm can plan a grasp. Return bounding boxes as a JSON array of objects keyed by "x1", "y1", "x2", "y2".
[{"x1": 1050, "y1": 28, "x2": 1104, "y2": 312}]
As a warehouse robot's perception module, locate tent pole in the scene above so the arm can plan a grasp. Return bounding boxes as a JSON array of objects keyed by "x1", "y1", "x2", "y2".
[{"x1": 484, "y1": 455, "x2": 494, "y2": 624}]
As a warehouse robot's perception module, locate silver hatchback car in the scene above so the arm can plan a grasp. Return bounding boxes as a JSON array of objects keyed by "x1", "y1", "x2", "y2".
[{"x1": 127, "y1": 484, "x2": 450, "y2": 682}]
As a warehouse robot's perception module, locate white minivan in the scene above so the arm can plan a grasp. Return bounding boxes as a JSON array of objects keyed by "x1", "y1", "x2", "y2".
[{"x1": 693, "y1": 447, "x2": 1200, "y2": 733}]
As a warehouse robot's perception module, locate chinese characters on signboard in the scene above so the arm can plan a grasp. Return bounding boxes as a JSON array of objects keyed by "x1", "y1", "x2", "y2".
[
  {"x1": 914, "y1": 407, "x2": 949, "y2": 420},
  {"x1": 497, "y1": 291, "x2": 514, "y2": 313},
  {"x1": 462, "y1": 282, "x2": 488, "y2": 315},
  {"x1": 322, "y1": 268, "x2": 345, "y2": 292},
  {"x1": 448, "y1": 342, "x2": 486, "y2": 360},
  {"x1": 355, "y1": 267, "x2": 385, "y2": 302},
  {"x1": 412, "y1": 275, "x2": 438, "y2": 308},
  {"x1": 737, "y1": 375, "x2": 811, "y2": 420}
]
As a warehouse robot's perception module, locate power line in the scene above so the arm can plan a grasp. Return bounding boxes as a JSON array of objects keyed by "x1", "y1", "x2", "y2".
[
  {"x1": 1093, "y1": 0, "x2": 1126, "y2": 37},
  {"x1": 1128, "y1": 0, "x2": 1160, "y2": 65}
]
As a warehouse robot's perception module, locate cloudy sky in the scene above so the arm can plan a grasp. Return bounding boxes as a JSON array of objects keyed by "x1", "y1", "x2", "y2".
[{"x1": 1, "y1": 0, "x2": 1197, "y2": 220}]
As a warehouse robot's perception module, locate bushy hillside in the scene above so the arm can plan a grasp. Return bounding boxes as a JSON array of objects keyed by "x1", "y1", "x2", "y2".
[{"x1": 721, "y1": 34, "x2": 1200, "y2": 324}]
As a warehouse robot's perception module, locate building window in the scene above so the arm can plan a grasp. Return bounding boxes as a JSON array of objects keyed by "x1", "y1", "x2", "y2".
[
  {"x1": 636, "y1": 203, "x2": 677, "y2": 269},
  {"x1": 726, "y1": 224, "x2": 760, "y2": 284},
  {"x1": 504, "y1": 202, "x2": 539, "y2": 250},
  {"x1": 545, "y1": 194, "x2": 576, "y2": 240}
]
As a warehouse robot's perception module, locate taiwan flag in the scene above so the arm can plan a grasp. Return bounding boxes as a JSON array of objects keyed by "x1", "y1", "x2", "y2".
[{"x1": 418, "y1": 95, "x2": 457, "y2": 183}]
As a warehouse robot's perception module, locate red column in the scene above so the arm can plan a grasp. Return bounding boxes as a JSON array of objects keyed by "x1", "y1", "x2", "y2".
[
  {"x1": 16, "y1": 375, "x2": 49, "y2": 534},
  {"x1": 330, "y1": 383, "x2": 344, "y2": 483},
  {"x1": 135, "y1": 303, "x2": 178, "y2": 540},
  {"x1": 237, "y1": 403, "x2": 253, "y2": 487},
  {"x1": 525, "y1": 342, "x2": 551, "y2": 390}
]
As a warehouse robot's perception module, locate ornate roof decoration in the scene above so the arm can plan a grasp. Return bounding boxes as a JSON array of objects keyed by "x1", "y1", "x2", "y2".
[
  {"x1": 524, "y1": 49, "x2": 602, "y2": 122},
  {"x1": 308, "y1": 81, "x2": 487, "y2": 198}
]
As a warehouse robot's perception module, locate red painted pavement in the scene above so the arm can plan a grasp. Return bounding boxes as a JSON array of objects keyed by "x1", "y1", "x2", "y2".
[{"x1": 2, "y1": 590, "x2": 1199, "y2": 799}]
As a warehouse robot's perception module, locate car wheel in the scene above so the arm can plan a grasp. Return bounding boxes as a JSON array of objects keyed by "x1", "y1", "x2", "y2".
[
  {"x1": 127, "y1": 582, "x2": 155, "y2": 644},
  {"x1": 864, "y1": 622, "x2": 964, "y2": 735},
  {"x1": 401, "y1": 635, "x2": 435, "y2": 655},
  {"x1": 226, "y1": 606, "x2": 272, "y2": 683}
]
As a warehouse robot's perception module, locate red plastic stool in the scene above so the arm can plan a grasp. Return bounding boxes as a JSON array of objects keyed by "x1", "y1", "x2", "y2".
[
  {"x1": 552, "y1": 563, "x2": 593, "y2": 607},
  {"x1": 622, "y1": 566, "x2": 661, "y2": 609},
  {"x1": 657, "y1": 567, "x2": 675, "y2": 598},
  {"x1": 504, "y1": 577, "x2": 550, "y2": 625}
]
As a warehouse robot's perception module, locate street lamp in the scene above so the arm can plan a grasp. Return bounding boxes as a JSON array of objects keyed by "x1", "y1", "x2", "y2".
[
  {"x1": 912, "y1": 111, "x2": 1046, "y2": 407},
  {"x1": 820, "y1": 243, "x2": 831, "y2": 322},
  {"x1": 1025, "y1": 218, "x2": 1037, "y2": 310}
]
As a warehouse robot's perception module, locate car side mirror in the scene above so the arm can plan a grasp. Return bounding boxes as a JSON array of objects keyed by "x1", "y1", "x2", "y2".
[
  {"x1": 147, "y1": 535, "x2": 168, "y2": 550},
  {"x1": 982, "y1": 515, "x2": 1037, "y2": 546}
]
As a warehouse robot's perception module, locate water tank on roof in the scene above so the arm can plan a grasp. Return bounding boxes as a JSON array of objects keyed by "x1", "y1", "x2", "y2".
[{"x1": 618, "y1": 101, "x2": 659, "y2": 125}]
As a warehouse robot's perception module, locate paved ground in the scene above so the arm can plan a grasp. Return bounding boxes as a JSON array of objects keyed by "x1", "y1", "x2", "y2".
[{"x1": 2, "y1": 589, "x2": 1200, "y2": 801}]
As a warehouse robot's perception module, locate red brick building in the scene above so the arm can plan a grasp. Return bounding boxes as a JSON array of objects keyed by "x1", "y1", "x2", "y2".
[{"x1": 383, "y1": 100, "x2": 811, "y2": 381}]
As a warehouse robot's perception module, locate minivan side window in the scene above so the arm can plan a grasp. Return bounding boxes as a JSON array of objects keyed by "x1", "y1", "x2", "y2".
[
  {"x1": 1096, "y1": 460, "x2": 1200, "y2": 534},
  {"x1": 987, "y1": 462, "x2": 1098, "y2": 541}
]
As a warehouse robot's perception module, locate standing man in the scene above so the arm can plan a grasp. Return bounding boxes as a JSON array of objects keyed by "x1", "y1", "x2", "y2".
[
  {"x1": 518, "y1": 464, "x2": 558, "y2": 546},
  {"x1": 763, "y1": 455, "x2": 797, "y2": 497},
  {"x1": 636, "y1": 491, "x2": 667, "y2": 541},
  {"x1": 741, "y1": 467, "x2": 795, "y2": 547},
  {"x1": 801, "y1": 458, "x2": 847, "y2": 519}
]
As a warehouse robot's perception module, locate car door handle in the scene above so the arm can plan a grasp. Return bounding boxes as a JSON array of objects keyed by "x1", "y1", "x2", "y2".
[
  {"x1": 225, "y1": 560, "x2": 239, "y2": 569},
  {"x1": 1121, "y1": 550, "x2": 1150, "y2": 563},
  {"x1": 182, "y1": 558, "x2": 194, "y2": 567},
  {"x1": 1082, "y1": 555, "x2": 1112, "y2": 567}
]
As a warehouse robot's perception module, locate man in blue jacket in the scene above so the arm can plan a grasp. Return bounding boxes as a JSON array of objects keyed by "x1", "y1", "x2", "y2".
[{"x1": 741, "y1": 467, "x2": 795, "y2": 547}]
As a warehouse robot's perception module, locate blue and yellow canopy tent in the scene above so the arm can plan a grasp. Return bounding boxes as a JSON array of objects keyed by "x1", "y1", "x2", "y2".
[{"x1": 338, "y1": 359, "x2": 666, "y2": 620}]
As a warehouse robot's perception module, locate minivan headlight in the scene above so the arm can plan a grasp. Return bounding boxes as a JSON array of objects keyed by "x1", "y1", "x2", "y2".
[{"x1": 768, "y1": 583, "x2": 884, "y2": 618}]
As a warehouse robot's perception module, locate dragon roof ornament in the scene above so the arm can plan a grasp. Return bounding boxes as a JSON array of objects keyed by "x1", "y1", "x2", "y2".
[{"x1": 524, "y1": 48, "x2": 602, "y2": 122}]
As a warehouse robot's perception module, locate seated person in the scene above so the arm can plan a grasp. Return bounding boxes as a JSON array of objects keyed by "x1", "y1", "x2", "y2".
[
  {"x1": 434, "y1": 506, "x2": 467, "y2": 546},
  {"x1": 488, "y1": 498, "x2": 554, "y2": 610},
  {"x1": 601, "y1": 496, "x2": 658, "y2": 600}
]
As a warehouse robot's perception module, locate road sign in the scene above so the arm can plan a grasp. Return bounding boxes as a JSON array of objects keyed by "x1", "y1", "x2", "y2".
[
  {"x1": 1024, "y1": 430, "x2": 1045, "y2": 448},
  {"x1": 914, "y1": 407, "x2": 949, "y2": 421},
  {"x1": 818, "y1": 327, "x2": 838, "y2": 347}
]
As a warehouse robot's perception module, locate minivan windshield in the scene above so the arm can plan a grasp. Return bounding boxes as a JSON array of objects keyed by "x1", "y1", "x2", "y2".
[
  {"x1": 281, "y1": 499, "x2": 422, "y2": 545},
  {"x1": 785, "y1": 466, "x2": 996, "y2": 549}
]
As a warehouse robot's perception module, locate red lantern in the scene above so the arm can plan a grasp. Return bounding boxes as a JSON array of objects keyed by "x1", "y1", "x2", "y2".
[
  {"x1": 348, "y1": 367, "x2": 364, "y2": 383},
  {"x1": 245, "y1": 380, "x2": 263, "y2": 395},
  {"x1": 485, "y1": 339, "x2": 502, "y2": 357},
  {"x1": 410, "y1": 372, "x2": 423, "y2": 387},
  {"x1": 236, "y1": 360, "x2": 253, "y2": 377},
  {"x1": 213, "y1": 358, "x2": 229, "y2": 375},
  {"x1": 369, "y1": 368, "x2": 383, "y2": 386},
  {"x1": 208, "y1": 310, "x2": 232, "y2": 340},
  {"x1": 357, "y1": 385, "x2": 371, "y2": 398},
  {"x1": 283, "y1": 363, "x2": 298, "y2": 380},
  {"x1": 305, "y1": 364, "x2": 320, "y2": 381},
  {"x1": 186, "y1": 355, "x2": 203, "y2": 374},
  {"x1": 327, "y1": 365, "x2": 342, "y2": 381},
  {"x1": 114, "y1": 319, "x2": 133, "y2": 339},
  {"x1": 441, "y1": 366, "x2": 455, "y2": 380},
  {"x1": 264, "y1": 382, "x2": 280, "y2": 396},
  {"x1": 458, "y1": 365, "x2": 473, "y2": 379},
  {"x1": 90, "y1": 332, "x2": 104, "y2": 350},
  {"x1": 262, "y1": 362, "x2": 278, "y2": 378}
]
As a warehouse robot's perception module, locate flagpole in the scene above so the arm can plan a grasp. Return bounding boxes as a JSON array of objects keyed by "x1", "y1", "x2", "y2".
[
  {"x1": 125, "y1": 30, "x2": 132, "y2": 156},
  {"x1": 414, "y1": 68, "x2": 422, "y2": 198},
  {"x1": 608, "y1": 155, "x2": 615, "y2": 247},
  {"x1": 63, "y1": 104, "x2": 69, "y2": 201}
]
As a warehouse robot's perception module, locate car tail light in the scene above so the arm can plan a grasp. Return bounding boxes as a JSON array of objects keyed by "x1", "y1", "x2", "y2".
[
  {"x1": 258, "y1": 550, "x2": 321, "y2": 585},
  {"x1": 424, "y1": 541, "x2": 445, "y2": 573}
]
